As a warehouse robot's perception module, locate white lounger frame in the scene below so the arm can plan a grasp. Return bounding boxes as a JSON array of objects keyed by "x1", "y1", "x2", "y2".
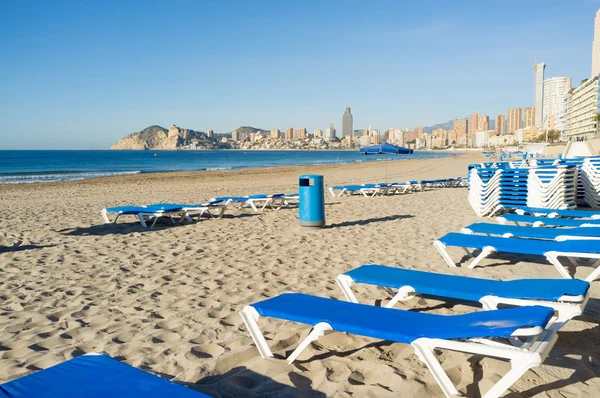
[
  {"x1": 101, "y1": 208, "x2": 184, "y2": 228},
  {"x1": 182, "y1": 204, "x2": 226, "y2": 222},
  {"x1": 335, "y1": 274, "x2": 588, "y2": 332},
  {"x1": 433, "y1": 239, "x2": 600, "y2": 282},
  {"x1": 240, "y1": 304, "x2": 557, "y2": 398}
]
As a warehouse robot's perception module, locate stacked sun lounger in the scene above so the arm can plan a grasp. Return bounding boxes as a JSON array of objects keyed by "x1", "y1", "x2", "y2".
[
  {"x1": 329, "y1": 178, "x2": 466, "y2": 197},
  {"x1": 580, "y1": 157, "x2": 600, "y2": 207},
  {"x1": 526, "y1": 166, "x2": 577, "y2": 209}
]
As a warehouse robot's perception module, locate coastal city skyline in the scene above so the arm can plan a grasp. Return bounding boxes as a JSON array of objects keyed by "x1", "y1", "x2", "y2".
[{"x1": 1, "y1": 1, "x2": 599, "y2": 149}]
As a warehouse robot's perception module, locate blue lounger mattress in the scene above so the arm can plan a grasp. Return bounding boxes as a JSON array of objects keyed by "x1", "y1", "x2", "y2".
[
  {"x1": 251, "y1": 293, "x2": 554, "y2": 343},
  {"x1": 0, "y1": 354, "x2": 208, "y2": 398},
  {"x1": 343, "y1": 264, "x2": 589, "y2": 302},
  {"x1": 463, "y1": 223, "x2": 600, "y2": 240}
]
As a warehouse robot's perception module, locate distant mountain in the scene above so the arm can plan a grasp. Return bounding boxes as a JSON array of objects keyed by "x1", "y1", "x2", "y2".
[
  {"x1": 232, "y1": 126, "x2": 267, "y2": 135},
  {"x1": 111, "y1": 125, "x2": 212, "y2": 150},
  {"x1": 423, "y1": 120, "x2": 456, "y2": 133}
]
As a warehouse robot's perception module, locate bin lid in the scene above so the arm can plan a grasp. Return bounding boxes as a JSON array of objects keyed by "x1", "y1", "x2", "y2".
[{"x1": 299, "y1": 174, "x2": 323, "y2": 179}]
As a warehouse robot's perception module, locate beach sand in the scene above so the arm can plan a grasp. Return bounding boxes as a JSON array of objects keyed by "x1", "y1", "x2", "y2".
[{"x1": 0, "y1": 152, "x2": 599, "y2": 397}]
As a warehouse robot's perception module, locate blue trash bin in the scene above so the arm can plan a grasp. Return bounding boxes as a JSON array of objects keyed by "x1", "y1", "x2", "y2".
[{"x1": 299, "y1": 174, "x2": 325, "y2": 228}]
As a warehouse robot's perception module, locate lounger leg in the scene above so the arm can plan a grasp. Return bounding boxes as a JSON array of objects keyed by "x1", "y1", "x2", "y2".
[
  {"x1": 328, "y1": 187, "x2": 336, "y2": 197},
  {"x1": 586, "y1": 266, "x2": 600, "y2": 282},
  {"x1": 113, "y1": 214, "x2": 121, "y2": 224},
  {"x1": 239, "y1": 306, "x2": 273, "y2": 358},
  {"x1": 101, "y1": 209, "x2": 110, "y2": 223},
  {"x1": 433, "y1": 241, "x2": 457, "y2": 267},
  {"x1": 411, "y1": 337, "x2": 545, "y2": 398},
  {"x1": 335, "y1": 275, "x2": 359, "y2": 303},
  {"x1": 544, "y1": 253, "x2": 573, "y2": 279},
  {"x1": 468, "y1": 246, "x2": 496, "y2": 269},
  {"x1": 136, "y1": 214, "x2": 148, "y2": 228},
  {"x1": 385, "y1": 286, "x2": 416, "y2": 308},
  {"x1": 286, "y1": 322, "x2": 332, "y2": 364}
]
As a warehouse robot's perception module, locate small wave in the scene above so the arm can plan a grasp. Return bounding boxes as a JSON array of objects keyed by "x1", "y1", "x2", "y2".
[{"x1": 0, "y1": 171, "x2": 141, "y2": 184}]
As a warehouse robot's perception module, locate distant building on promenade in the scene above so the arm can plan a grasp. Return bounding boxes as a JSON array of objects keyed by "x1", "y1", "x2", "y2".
[
  {"x1": 477, "y1": 115, "x2": 489, "y2": 131},
  {"x1": 592, "y1": 9, "x2": 600, "y2": 77},
  {"x1": 207, "y1": 130, "x2": 214, "y2": 138},
  {"x1": 534, "y1": 63, "x2": 546, "y2": 127},
  {"x1": 313, "y1": 129, "x2": 322, "y2": 138},
  {"x1": 566, "y1": 76, "x2": 600, "y2": 140},
  {"x1": 271, "y1": 129, "x2": 280, "y2": 139},
  {"x1": 324, "y1": 123, "x2": 336, "y2": 141},
  {"x1": 295, "y1": 127, "x2": 307, "y2": 140},
  {"x1": 495, "y1": 114, "x2": 505, "y2": 135},
  {"x1": 524, "y1": 106, "x2": 535, "y2": 127},
  {"x1": 454, "y1": 119, "x2": 468, "y2": 142},
  {"x1": 507, "y1": 108, "x2": 522, "y2": 134},
  {"x1": 285, "y1": 127, "x2": 294, "y2": 140},
  {"x1": 342, "y1": 106, "x2": 353, "y2": 138},
  {"x1": 542, "y1": 77, "x2": 571, "y2": 132},
  {"x1": 414, "y1": 126, "x2": 423, "y2": 138},
  {"x1": 468, "y1": 113, "x2": 479, "y2": 135},
  {"x1": 231, "y1": 130, "x2": 240, "y2": 141}
]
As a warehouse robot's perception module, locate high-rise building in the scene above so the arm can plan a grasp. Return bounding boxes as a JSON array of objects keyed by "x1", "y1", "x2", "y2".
[
  {"x1": 566, "y1": 76, "x2": 600, "y2": 139},
  {"x1": 454, "y1": 119, "x2": 468, "y2": 140},
  {"x1": 534, "y1": 63, "x2": 546, "y2": 127},
  {"x1": 313, "y1": 129, "x2": 322, "y2": 138},
  {"x1": 295, "y1": 127, "x2": 307, "y2": 140},
  {"x1": 477, "y1": 115, "x2": 489, "y2": 131},
  {"x1": 495, "y1": 114, "x2": 505, "y2": 135},
  {"x1": 542, "y1": 77, "x2": 572, "y2": 132},
  {"x1": 524, "y1": 107, "x2": 535, "y2": 127},
  {"x1": 324, "y1": 123, "x2": 336, "y2": 141},
  {"x1": 414, "y1": 126, "x2": 423, "y2": 138},
  {"x1": 207, "y1": 130, "x2": 214, "y2": 138},
  {"x1": 507, "y1": 108, "x2": 522, "y2": 134},
  {"x1": 285, "y1": 127, "x2": 294, "y2": 140},
  {"x1": 231, "y1": 130, "x2": 240, "y2": 141},
  {"x1": 270, "y1": 129, "x2": 280, "y2": 139},
  {"x1": 468, "y1": 113, "x2": 479, "y2": 134},
  {"x1": 592, "y1": 9, "x2": 600, "y2": 78},
  {"x1": 342, "y1": 106, "x2": 353, "y2": 138}
]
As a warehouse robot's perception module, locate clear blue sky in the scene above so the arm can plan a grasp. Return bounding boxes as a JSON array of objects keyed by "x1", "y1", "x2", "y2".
[{"x1": 1, "y1": 0, "x2": 599, "y2": 149}]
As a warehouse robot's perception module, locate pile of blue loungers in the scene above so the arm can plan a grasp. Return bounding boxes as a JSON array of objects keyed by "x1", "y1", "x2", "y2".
[
  {"x1": 0, "y1": 353, "x2": 209, "y2": 397},
  {"x1": 434, "y1": 205, "x2": 600, "y2": 282},
  {"x1": 328, "y1": 177, "x2": 467, "y2": 197},
  {"x1": 240, "y1": 262, "x2": 591, "y2": 398},
  {"x1": 101, "y1": 193, "x2": 299, "y2": 228},
  {"x1": 238, "y1": 203, "x2": 600, "y2": 397}
]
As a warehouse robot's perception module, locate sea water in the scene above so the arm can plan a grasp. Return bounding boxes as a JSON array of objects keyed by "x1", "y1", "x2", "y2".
[{"x1": 0, "y1": 150, "x2": 453, "y2": 184}]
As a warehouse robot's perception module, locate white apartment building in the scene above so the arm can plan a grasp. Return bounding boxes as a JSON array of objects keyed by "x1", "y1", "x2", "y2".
[
  {"x1": 534, "y1": 63, "x2": 546, "y2": 127},
  {"x1": 542, "y1": 77, "x2": 571, "y2": 133},
  {"x1": 566, "y1": 76, "x2": 600, "y2": 139},
  {"x1": 324, "y1": 127, "x2": 336, "y2": 141},
  {"x1": 593, "y1": 9, "x2": 600, "y2": 78}
]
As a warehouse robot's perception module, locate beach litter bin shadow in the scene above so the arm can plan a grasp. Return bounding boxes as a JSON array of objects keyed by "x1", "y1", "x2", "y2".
[{"x1": 299, "y1": 174, "x2": 325, "y2": 228}]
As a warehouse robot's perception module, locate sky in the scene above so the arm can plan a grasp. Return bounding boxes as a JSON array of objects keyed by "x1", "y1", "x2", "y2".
[{"x1": 1, "y1": 0, "x2": 600, "y2": 149}]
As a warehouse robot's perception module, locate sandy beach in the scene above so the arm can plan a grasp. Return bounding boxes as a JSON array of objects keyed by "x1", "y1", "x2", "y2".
[{"x1": 0, "y1": 152, "x2": 599, "y2": 397}]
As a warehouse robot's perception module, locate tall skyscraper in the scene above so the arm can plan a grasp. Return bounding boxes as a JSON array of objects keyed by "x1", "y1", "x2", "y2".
[
  {"x1": 477, "y1": 115, "x2": 489, "y2": 131},
  {"x1": 542, "y1": 77, "x2": 571, "y2": 132},
  {"x1": 592, "y1": 9, "x2": 600, "y2": 77},
  {"x1": 507, "y1": 108, "x2": 522, "y2": 134},
  {"x1": 495, "y1": 114, "x2": 505, "y2": 135},
  {"x1": 534, "y1": 63, "x2": 546, "y2": 127},
  {"x1": 524, "y1": 107, "x2": 535, "y2": 127},
  {"x1": 342, "y1": 106, "x2": 353, "y2": 138}
]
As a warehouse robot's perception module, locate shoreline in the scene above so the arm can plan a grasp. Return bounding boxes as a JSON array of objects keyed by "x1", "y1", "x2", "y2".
[{"x1": 0, "y1": 150, "x2": 466, "y2": 187}]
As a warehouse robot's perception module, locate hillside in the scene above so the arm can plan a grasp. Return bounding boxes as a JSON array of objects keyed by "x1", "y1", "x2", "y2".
[{"x1": 111, "y1": 125, "x2": 212, "y2": 150}]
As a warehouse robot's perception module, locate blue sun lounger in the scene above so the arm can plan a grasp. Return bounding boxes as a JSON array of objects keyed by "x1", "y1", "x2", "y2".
[
  {"x1": 101, "y1": 203, "x2": 185, "y2": 228},
  {"x1": 328, "y1": 184, "x2": 388, "y2": 197},
  {"x1": 0, "y1": 353, "x2": 208, "y2": 398},
  {"x1": 497, "y1": 213, "x2": 600, "y2": 227},
  {"x1": 495, "y1": 205, "x2": 600, "y2": 219},
  {"x1": 461, "y1": 222, "x2": 600, "y2": 241},
  {"x1": 336, "y1": 264, "x2": 589, "y2": 331},
  {"x1": 433, "y1": 232, "x2": 600, "y2": 281},
  {"x1": 240, "y1": 293, "x2": 557, "y2": 398}
]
